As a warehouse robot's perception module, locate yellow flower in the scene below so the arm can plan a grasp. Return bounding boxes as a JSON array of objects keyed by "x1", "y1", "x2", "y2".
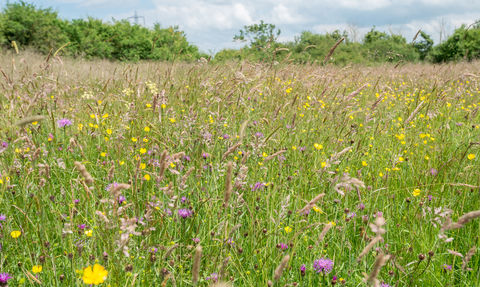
[
  {"x1": 398, "y1": 157, "x2": 404, "y2": 162},
  {"x1": 82, "y1": 264, "x2": 108, "y2": 285},
  {"x1": 329, "y1": 221, "x2": 336, "y2": 226},
  {"x1": 102, "y1": 114, "x2": 108, "y2": 119},
  {"x1": 313, "y1": 206, "x2": 323, "y2": 213},
  {"x1": 169, "y1": 118, "x2": 176, "y2": 123},
  {"x1": 131, "y1": 137, "x2": 137, "y2": 142},
  {"x1": 143, "y1": 138, "x2": 148, "y2": 143},
  {"x1": 90, "y1": 114, "x2": 96, "y2": 119},
  {"x1": 119, "y1": 161, "x2": 125, "y2": 166},
  {"x1": 106, "y1": 129, "x2": 112, "y2": 135},
  {"x1": 85, "y1": 230, "x2": 93, "y2": 237},
  {"x1": 292, "y1": 146, "x2": 297, "y2": 150},
  {"x1": 32, "y1": 121, "x2": 38, "y2": 126},
  {"x1": 32, "y1": 265, "x2": 42, "y2": 273},
  {"x1": 284, "y1": 226, "x2": 292, "y2": 233},
  {"x1": 140, "y1": 148, "x2": 147, "y2": 154},
  {"x1": 140, "y1": 163, "x2": 146, "y2": 169},
  {"x1": 11, "y1": 231, "x2": 21, "y2": 238},
  {"x1": 161, "y1": 104, "x2": 166, "y2": 109},
  {"x1": 362, "y1": 161, "x2": 367, "y2": 166},
  {"x1": 425, "y1": 155, "x2": 430, "y2": 160},
  {"x1": 144, "y1": 126, "x2": 150, "y2": 132},
  {"x1": 314, "y1": 143, "x2": 323, "y2": 150},
  {"x1": 413, "y1": 189, "x2": 421, "y2": 197},
  {"x1": 321, "y1": 162, "x2": 327, "y2": 168},
  {"x1": 101, "y1": 152, "x2": 106, "y2": 157},
  {"x1": 262, "y1": 152, "x2": 268, "y2": 157},
  {"x1": 144, "y1": 174, "x2": 151, "y2": 181},
  {"x1": 468, "y1": 154, "x2": 475, "y2": 160}
]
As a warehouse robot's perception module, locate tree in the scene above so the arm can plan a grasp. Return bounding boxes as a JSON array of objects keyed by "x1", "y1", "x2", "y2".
[
  {"x1": 363, "y1": 27, "x2": 389, "y2": 44},
  {"x1": 233, "y1": 20, "x2": 281, "y2": 48},
  {"x1": 346, "y1": 20, "x2": 361, "y2": 43},
  {"x1": 413, "y1": 31, "x2": 434, "y2": 60}
]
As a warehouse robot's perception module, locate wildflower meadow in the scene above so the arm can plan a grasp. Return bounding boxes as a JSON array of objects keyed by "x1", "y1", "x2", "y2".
[{"x1": 0, "y1": 51, "x2": 479, "y2": 286}]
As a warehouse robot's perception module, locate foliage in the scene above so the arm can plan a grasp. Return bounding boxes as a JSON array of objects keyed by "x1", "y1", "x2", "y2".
[
  {"x1": 431, "y1": 23, "x2": 480, "y2": 62},
  {"x1": 413, "y1": 31, "x2": 434, "y2": 60},
  {"x1": 0, "y1": 1, "x2": 206, "y2": 61},
  {"x1": 233, "y1": 20, "x2": 281, "y2": 48}
]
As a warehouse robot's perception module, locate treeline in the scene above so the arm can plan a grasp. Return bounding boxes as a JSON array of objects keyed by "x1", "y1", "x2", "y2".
[
  {"x1": 1, "y1": 1, "x2": 479, "y2": 64},
  {"x1": 0, "y1": 1, "x2": 207, "y2": 61},
  {"x1": 215, "y1": 22, "x2": 480, "y2": 65}
]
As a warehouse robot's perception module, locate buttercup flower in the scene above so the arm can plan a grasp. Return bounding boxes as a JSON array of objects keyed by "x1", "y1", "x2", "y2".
[{"x1": 82, "y1": 264, "x2": 108, "y2": 285}]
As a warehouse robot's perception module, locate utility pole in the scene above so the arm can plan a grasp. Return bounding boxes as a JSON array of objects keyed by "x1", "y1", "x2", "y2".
[{"x1": 127, "y1": 11, "x2": 145, "y2": 25}]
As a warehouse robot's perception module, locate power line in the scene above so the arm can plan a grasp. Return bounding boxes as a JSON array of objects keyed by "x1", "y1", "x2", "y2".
[{"x1": 127, "y1": 11, "x2": 145, "y2": 25}]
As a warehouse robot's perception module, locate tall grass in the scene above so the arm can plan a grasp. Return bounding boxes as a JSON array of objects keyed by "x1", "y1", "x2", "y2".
[{"x1": 0, "y1": 51, "x2": 479, "y2": 286}]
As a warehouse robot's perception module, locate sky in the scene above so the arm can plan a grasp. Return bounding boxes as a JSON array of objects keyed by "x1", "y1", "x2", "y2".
[{"x1": 9, "y1": 0, "x2": 480, "y2": 53}]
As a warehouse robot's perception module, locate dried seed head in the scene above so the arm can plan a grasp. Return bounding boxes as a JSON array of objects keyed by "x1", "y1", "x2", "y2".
[
  {"x1": 192, "y1": 245, "x2": 202, "y2": 284},
  {"x1": 273, "y1": 255, "x2": 290, "y2": 281},
  {"x1": 418, "y1": 254, "x2": 425, "y2": 261},
  {"x1": 428, "y1": 250, "x2": 435, "y2": 257},
  {"x1": 125, "y1": 264, "x2": 133, "y2": 272}
]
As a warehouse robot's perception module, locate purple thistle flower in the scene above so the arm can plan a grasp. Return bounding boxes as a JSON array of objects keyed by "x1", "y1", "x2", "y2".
[
  {"x1": 443, "y1": 264, "x2": 452, "y2": 271},
  {"x1": 106, "y1": 182, "x2": 118, "y2": 191},
  {"x1": 456, "y1": 122, "x2": 463, "y2": 126},
  {"x1": 178, "y1": 209, "x2": 193, "y2": 219},
  {"x1": 299, "y1": 146, "x2": 306, "y2": 151},
  {"x1": 313, "y1": 258, "x2": 334, "y2": 274},
  {"x1": 181, "y1": 196, "x2": 187, "y2": 204},
  {"x1": 332, "y1": 275, "x2": 337, "y2": 280},
  {"x1": 253, "y1": 121, "x2": 258, "y2": 125},
  {"x1": 0, "y1": 214, "x2": 6, "y2": 221},
  {"x1": 430, "y1": 168, "x2": 438, "y2": 177},
  {"x1": 279, "y1": 243, "x2": 288, "y2": 250},
  {"x1": 78, "y1": 224, "x2": 86, "y2": 229},
  {"x1": 300, "y1": 264, "x2": 306, "y2": 272},
  {"x1": 255, "y1": 132, "x2": 264, "y2": 138},
  {"x1": 0, "y1": 273, "x2": 12, "y2": 284},
  {"x1": 73, "y1": 199, "x2": 80, "y2": 204},
  {"x1": 227, "y1": 238, "x2": 235, "y2": 248},
  {"x1": 202, "y1": 152, "x2": 210, "y2": 159},
  {"x1": 348, "y1": 212, "x2": 356, "y2": 218},
  {"x1": 150, "y1": 247, "x2": 158, "y2": 253},
  {"x1": 58, "y1": 118, "x2": 73, "y2": 128},
  {"x1": 1, "y1": 142, "x2": 8, "y2": 148},
  {"x1": 118, "y1": 195, "x2": 126, "y2": 205},
  {"x1": 192, "y1": 238, "x2": 200, "y2": 243},
  {"x1": 357, "y1": 203, "x2": 365, "y2": 210},
  {"x1": 206, "y1": 273, "x2": 218, "y2": 282},
  {"x1": 380, "y1": 283, "x2": 392, "y2": 287},
  {"x1": 251, "y1": 182, "x2": 265, "y2": 192},
  {"x1": 183, "y1": 155, "x2": 191, "y2": 161},
  {"x1": 223, "y1": 134, "x2": 229, "y2": 139},
  {"x1": 286, "y1": 125, "x2": 292, "y2": 129}
]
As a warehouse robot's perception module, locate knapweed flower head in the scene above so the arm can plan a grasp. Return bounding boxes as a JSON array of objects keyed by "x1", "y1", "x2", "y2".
[
  {"x1": 0, "y1": 272, "x2": 12, "y2": 284},
  {"x1": 58, "y1": 118, "x2": 73, "y2": 128},
  {"x1": 357, "y1": 203, "x2": 365, "y2": 210},
  {"x1": 78, "y1": 224, "x2": 86, "y2": 229},
  {"x1": 255, "y1": 132, "x2": 264, "y2": 138},
  {"x1": 279, "y1": 243, "x2": 288, "y2": 250},
  {"x1": 313, "y1": 258, "x2": 334, "y2": 274},
  {"x1": 82, "y1": 264, "x2": 108, "y2": 285},
  {"x1": 206, "y1": 273, "x2": 218, "y2": 282},
  {"x1": 380, "y1": 283, "x2": 392, "y2": 287},
  {"x1": 300, "y1": 264, "x2": 306, "y2": 272},
  {"x1": 181, "y1": 196, "x2": 187, "y2": 204},
  {"x1": 106, "y1": 182, "x2": 118, "y2": 191},
  {"x1": 118, "y1": 195, "x2": 126, "y2": 205},
  {"x1": 178, "y1": 209, "x2": 193, "y2": 218},
  {"x1": 251, "y1": 182, "x2": 265, "y2": 192},
  {"x1": 192, "y1": 238, "x2": 200, "y2": 243},
  {"x1": 443, "y1": 264, "x2": 452, "y2": 271},
  {"x1": 202, "y1": 152, "x2": 210, "y2": 159},
  {"x1": 0, "y1": 214, "x2": 5, "y2": 221}
]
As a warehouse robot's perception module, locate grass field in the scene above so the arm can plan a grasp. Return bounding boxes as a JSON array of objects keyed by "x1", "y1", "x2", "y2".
[{"x1": 0, "y1": 52, "x2": 479, "y2": 286}]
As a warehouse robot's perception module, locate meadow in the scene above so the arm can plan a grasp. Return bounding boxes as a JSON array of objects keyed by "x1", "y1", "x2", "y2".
[{"x1": 0, "y1": 51, "x2": 479, "y2": 286}]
